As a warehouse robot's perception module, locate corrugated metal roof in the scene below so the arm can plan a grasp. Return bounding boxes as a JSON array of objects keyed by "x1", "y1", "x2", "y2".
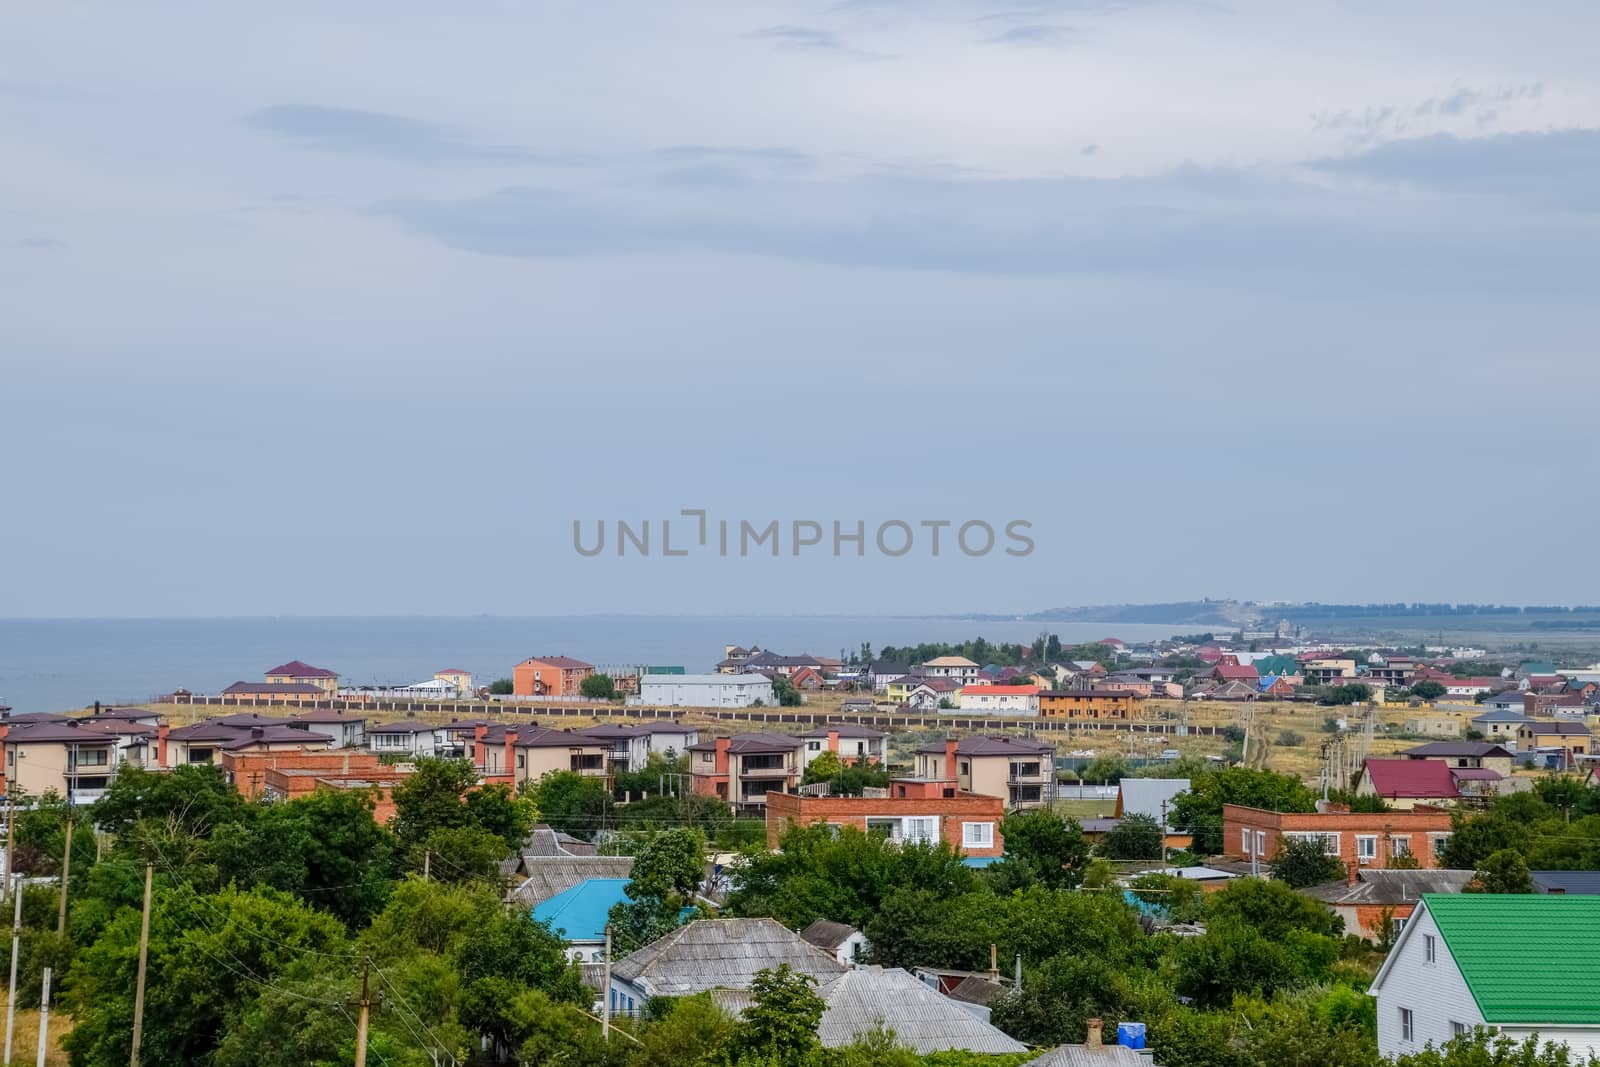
[
  {"x1": 815, "y1": 967, "x2": 1026, "y2": 1054},
  {"x1": 533, "y1": 878, "x2": 631, "y2": 944},
  {"x1": 1532, "y1": 870, "x2": 1600, "y2": 895},
  {"x1": 610, "y1": 918, "x2": 845, "y2": 996},
  {"x1": 1424, "y1": 894, "x2": 1600, "y2": 1024},
  {"x1": 506, "y1": 857, "x2": 633, "y2": 907},
  {"x1": 1023, "y1": 1042, "x2": 1148, "y2": 1066},
  {"x1": 800, "y1": 919, "x2": 859, "y2": 951}
]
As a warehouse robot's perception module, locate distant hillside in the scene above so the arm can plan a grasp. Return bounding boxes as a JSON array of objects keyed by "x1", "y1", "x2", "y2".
[{"x1": 1025, "y1": 600, "x2": 1600, "y2": 630}]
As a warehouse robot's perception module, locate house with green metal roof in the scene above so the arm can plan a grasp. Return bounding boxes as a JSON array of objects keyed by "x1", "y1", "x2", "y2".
[{"x1": 1369, "y1": 894, "x2": 1600, "y2": 1060}]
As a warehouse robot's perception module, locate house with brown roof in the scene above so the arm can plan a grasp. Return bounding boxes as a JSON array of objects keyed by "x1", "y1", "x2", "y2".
[
  {"x1": 0, "y1": 717, "x2": 158, "y2": 805},
  {"x1": 688, "y1": 733, "x2": 804, "y2": 807},
  {"x1": 512, "y1": 655, "x2": 595, "y2": 698},
  {"x1": 264, "y1": 660, "x2": 340, "y2": 694},
  {"x1": 912, "y1": 736, "x2": 1055, "y2": 811},
  {"x1": 476, "y1": 726, "x2": 611, "y2": 787},
  {"x1": 1517, "y1": 720, "x2": 1592, "y2": 769},
  {"x1": 165, "y1": 716, "x2": 332, "y2": 767}
]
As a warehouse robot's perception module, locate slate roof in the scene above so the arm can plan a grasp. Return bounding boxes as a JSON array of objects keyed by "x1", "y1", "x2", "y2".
[
  {"x1": 1400, "y1": 742, "x2": 1513, "y2": 759},
  {"x1": 506, "y1": 857, "x2": 633, "y2": 907},
  {"x1": 1359, "y1": 758, "x2": 1459, "y2": 799},
  {"x1": 945, "y1": 974, "x2": 1007, "y2": 1007},
  {"x1": 1022, "y1": 1044, "x2": 1148, "y2": 1066},
  {"x1": 1303, "y1": 869, "x2": 1473, "y2": 906},
  {"x1": 1412, "y1": 894, "x2": 1600, "y2": 1024},
  {"x1": 814, "y1": 967, "x2": 1026, "y2": 1054},
  {"x1": 265, "y1": 661, "x2": 337, "y2": 678},
  {"x1": 799, "y1": 919, "x2": 860, "y2": 952},
  {"x1": 610, "y1": 918, "x2": 845, "y2": 996},
  {"x1": 532, "y1": 878, "x2": 631, "y2": 944},
  {"x1": 923, "y1": 656, "x2": 979, "y2": 668},
  {"x1": 1531, "y1": 870, "x2": 1600, "y2": 895},
  {"x1": 518, "y1": 655, "x2": 595, "y2": 670}
]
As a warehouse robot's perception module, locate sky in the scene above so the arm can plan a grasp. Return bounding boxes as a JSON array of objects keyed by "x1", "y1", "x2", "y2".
[{"x1": 3, "y1": 0, "x2": 1598, "y2": 618}]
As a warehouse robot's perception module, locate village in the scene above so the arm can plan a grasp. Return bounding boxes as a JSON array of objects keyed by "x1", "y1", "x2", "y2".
[{"x1": 1, "y1": 631, "x2": 1597, "y2": 1066}]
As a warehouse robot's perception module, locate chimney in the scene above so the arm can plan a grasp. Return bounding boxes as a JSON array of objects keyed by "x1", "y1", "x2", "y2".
[
  {"x1": 157, "y1": 723, "x2": 170, "y2": 768},
  {"x1": 944, "y1": 738, "x2": 958, "y2": 781},
  {"x1": 1086, "y1": 1018, "x2": 1103, "y2": 1051},
  {"x1": 473, "y1": 724, "x2": 489, "y2": 770},
  {"x1": 504, "y1": 729, "x2": 519, "y2": 779},
  {"x1": 988, "y1": 943, "x2": 999, "y2": 981},
  {"x1": 714, "y1": 737, "x2": 731, "y2": 775},
  {"x1": 827, "y1": 730, "x2": 840, "y2": 754},
  {"x1": 1347, "y1": 860, "x2": 1360, "y2": 886},
  {"x1": 250, "y1": 726, "x2": 264, "y2": 739}
]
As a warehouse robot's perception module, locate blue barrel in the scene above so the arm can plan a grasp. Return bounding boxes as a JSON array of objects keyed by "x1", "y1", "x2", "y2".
[{"x1": 1117, "y1": 1022, "x2": 1147, "y2": 1050}]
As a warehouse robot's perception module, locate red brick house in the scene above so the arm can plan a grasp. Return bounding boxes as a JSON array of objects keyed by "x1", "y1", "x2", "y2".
[
  {"x1": 1222, "y1": 803, "x2": 1455, "y2": 870},
  {"x1": 765, "y1": 780, "x2": 1005, "y2": 858}
]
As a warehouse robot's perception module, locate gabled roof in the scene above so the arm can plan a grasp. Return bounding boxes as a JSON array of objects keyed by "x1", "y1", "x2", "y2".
[
  {"x1": 1400, "y1": 742, "x2": 1512, "y2": 758},
  {"x1": 687, "y1": 733, "x2": 804, "y2": 754},
  {"x1": 518, "y1": 655, "x2": 594, "y2": 670},
  {"x1": 293, "y1": 709, "x2": 366, "y2": 724},
  {"x1": 1521, "y1": 720, "x2": 1590, "y2": 735},
  {"x1": 3, "y1": 720, "x2": 125, "y2": 745},
  {"x1": 532, "y1": 878, "x2": 632, "y2": 944},
  {"x1": 1531, "y1": 870, "x2": 1600, "y2": 895},
  {"x1": 507, "y1": 857, "x2": 633, "y2": 907},
  {"x1": 1359, "y1": 758, "x2": 1459, "y2": 799},
  {"x1": 799, "y1": 919, "x2": 860, "y2": 951},
  {"x1": 922, "y1": 656, "x2": 979, "y2": 668},
  {"x1": 1117, "y1": 778, "x2": 1189, "y2": 824},
  {"x1": 512, "y1": 727, "x2": 608, "y2": 749},
  {"x1": 265, "y1": 661, "x2": 337, "y2": 678},
  {"x1": 815, "y1": 967, "x2": 1026, "y2": 1054},
  {"x1": 369, "y1": 720, "x2": 440, "y2": 734},
  {"x1": 1470, "y1": 708, "x2": 1531, "y2": 723},
  {"x1": 1022, "y1": 1044, "x2": 1147, "y2": 1066},
  {"x1": 1378, "y1": 894, "x2": 1600, "y2": 1025},
  {"x1": 224, "y1": 681, "x2": 324, "y2": 695},
  {"x1": 1303, "y1": 868, "x2": 1473, "y2": 906},
  {"x1": 913, "y1": 735, "x2": 1053, "y2": 758},
  {"x1": 960, "y1": 685, "x2": 1039, "y2": 696},
  {"x1": 798, "y1": 723, "x2": 886, "y2": 740},
  {"x1": 1214, "y1": 663, "x2": 1259, "y2": 681},
  {"x1": 610, "y1": 918, "x2": 845, "y2": 996}
]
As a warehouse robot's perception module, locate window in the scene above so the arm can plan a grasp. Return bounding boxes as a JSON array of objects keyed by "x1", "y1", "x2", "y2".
[
  {"x1": 1242, "y1": 828, "x2": 1252, "y2": 853},
  {"x1": 1356, "y1": 835, "x2": 1378, "y2": 864},
  {"x1": 1399, "y1": 1008, "x2": 1414, "y2": 1042},
  {"x1": 1424, "y1": 934, "x2": 1436, "y2": 963},
  {"x1": 1450, "y1": 1022, "x2": 1468, "y2": 1038},
  {"x1": 1254, "y1": 831, "x2": 1267, "y2": 856},
  {"x1": 1431, "y1": 833, "x2": 1452, "y2": 857},
  {"x1": 1286, "y1": 831, "x2": 1340, "y2": 855},
  {"x1": 1391, "y1": 836, "x2": 1412, "y2": 859},
  {"x1": 963, "y1": 822, "x2": 995, "y2": 848},
  {"x1": 904, "y1": 817, "x2": 937, "y2": 845},
  {"x1": 807, "y1": 740, "x2": 821, "y2": 752}
]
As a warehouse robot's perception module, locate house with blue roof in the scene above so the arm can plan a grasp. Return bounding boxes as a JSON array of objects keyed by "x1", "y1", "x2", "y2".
[{"x1": 532, "y1": 878, "x2": 632, "y2": 963}]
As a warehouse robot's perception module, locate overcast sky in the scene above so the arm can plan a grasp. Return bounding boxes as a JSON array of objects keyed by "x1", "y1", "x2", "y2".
[{"x1": 3, "y1": 1, "x2": 1598, "y2": 618}]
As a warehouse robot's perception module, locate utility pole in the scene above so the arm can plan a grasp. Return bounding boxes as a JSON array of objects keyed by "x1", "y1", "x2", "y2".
[
  {"x1": 1160, "y1": 800, "x2": 1169, "y2": 864},
  {"x1": 56, "y1": 817, "x2": 72, "y2": 936},
  {"x1": 601, "y1": 927, "x2": 612, "y2": 1040},
  {"x1": 130, "y1": 862, "x2": 154, "y2": 1067},
  {"x1": 354, "y1": 960, "x2": 371, "y2": 1067},
  {"x1": 3, "y1": 796, "x2": 13, "y2": 906},
  {"x1": 422, "y1": 851, "x2": 430, "y2": 881},
  {"x1": 34, "y1": 967, "x2": 51, "y2": 1067},
  {"x1": 5, "y1": 875, "x2": 21, "y2": 1066}
]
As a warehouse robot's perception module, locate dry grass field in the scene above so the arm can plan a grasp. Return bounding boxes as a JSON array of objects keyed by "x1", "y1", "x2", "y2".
[{"x1": 3, "y1": 1009, "x2": 71, "y2": 1066}]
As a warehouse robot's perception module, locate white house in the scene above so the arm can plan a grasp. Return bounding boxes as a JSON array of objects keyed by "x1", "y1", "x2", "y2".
[
  {"x1": 920, "y1": 657, "x2": 982, "y2": 686},
  {"x1": 956, "y1": 685, "x2": 1040, "y2": 716},
  {"x1": 638, "y1": 674, "x2": 775, "y2": 708},
  {"x1": 366, "y1": 720, "x2": 444, "y2": 757},
  {"x1": 1369, "y1": 894, "x2": 1600, "y2": 1061},
  {"x1": 798, "y1": 724, "x2": 887, "y2": 767},
  {"x1": 582, "y1": 722, "x2": 701, "y2": 772}
]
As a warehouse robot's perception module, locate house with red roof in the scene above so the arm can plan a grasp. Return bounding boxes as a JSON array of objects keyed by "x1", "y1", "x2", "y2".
[
  {"x1": 265, "y1": 660, "x2": 339, "y2": 694},
  {"x1": 1353, "y1": 759, "x2": 1460, "y2": 809},
  {"x1": 789, "y1": 666, "x2": 825, "y2": 691},
  {"x1": 1213, "y1": 662, "x2": 1260, "y2": 685}
]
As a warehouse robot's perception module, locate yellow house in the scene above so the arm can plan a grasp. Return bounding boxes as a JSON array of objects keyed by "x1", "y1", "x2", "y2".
[
  {"x1": 434, "y1": 669, "x2": 475, "y2": 697},
  {"x1": 912, "y1": 736, "x2": 1055, "y2": 810},
  {"x1": 264, "y1": 660, "x2": 339, "y2": 694}
]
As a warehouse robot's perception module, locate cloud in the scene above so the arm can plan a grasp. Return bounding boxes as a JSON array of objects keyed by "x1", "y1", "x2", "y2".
[
  {"x1": 983, "y1": 23, "x2": 1080, "y2": 45},
  {"x1": 242, "y1": 104, "x2": 570, "y2": 167},
  {"x1": 375, "y1": 162, "x2": 1600, "y2": 291},
  {"x1": 1312, "y1": 83, "x2": 1545, "y2": 147},
  {"x1": 1308, "y1": 127, "x2": 1600, "y2": 211},
  {"x1": 748, "y1": 24, "x2": 884, "y2": 59}
]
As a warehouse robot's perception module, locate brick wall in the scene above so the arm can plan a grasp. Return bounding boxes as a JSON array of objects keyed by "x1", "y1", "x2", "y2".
[
  {"x1": 224, "y1": 749, "x2": 385, "y2": 798},
  {"x1": 1222, "y1": 804, "x2": 1454, "y2": 869},
  {"x1": 765, "y1": 791, "x2": 1005, "y2": 856}
]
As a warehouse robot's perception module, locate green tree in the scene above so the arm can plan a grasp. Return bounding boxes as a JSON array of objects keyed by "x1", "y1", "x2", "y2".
[
  {"x1": 1325, "y1": 683, "x2": 1374, "y2": 706},
  {"x1": 1128, "y1": 872, "x2": 1204, "y2": 923},
  {"x1": 1271, "y1": 835, "x2": 1347, "y2": 888},
  {"x1": 1168, "y1": 767, "x2": 1318, "y2": 855},
  {"x1": 462, "y1": 781, "x2": 538, "y2": 851},
  {"x1": 91, "y1": 763, "x2": 253, "y2": 841},
  {"x1": 1394, "y1": 1030, "x2": 1600, "y2": 1066},
  {"x1": 1100, "y1": 813, "x2": 1165, "y2": 861},
  {"x1": 581, "y1": 673, "x2": 618, "y2": 699},
  {"x1": 729, "y1": 964, "x2": 825, "y2": 1064},
  {"x1": 1410, "y1": 680, "x2": 1446, "y2": 701},
  {"x1": 773, "y1": 676, "x2": 802, "y2": 707},
  {"x1": 388, "y1": 757, "x2": 479, "y2": 850},
  {"x1": 422, "y1": 825, "x2": 509, "y2": 884},
  {"x1": 65, "y1": 884, "x2": 349, "y2": 1067},
  {"x1": 634, "y1": 993, "x2": 738, "y2": 1067},
  {"x1": 989, "y1": 810, "x2": 1092, "y2": 890},
  {"x1": 608, "y1": 828, "x2": 706, "y2": 954},
  {"x1": 209, "y1": 786, "x2": 396, "y2": 927},
  {"x1": 488, "y1": 677, "x2": 514, "y2": 694},
  {"x1": 1081, "y1": 753, "x2": 1133, "y2": 784},
  {"x1": 528, "y1": 770, "x2": 615, "y2": 841},
  {"x1": 1468, "y1": 848, "x2": 1534, "y2": 894},
  {"x1": 802, "y1": 750, "x2": 843, "y2": 785}
]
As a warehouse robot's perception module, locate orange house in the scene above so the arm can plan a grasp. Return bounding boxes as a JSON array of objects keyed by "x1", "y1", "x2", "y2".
[
  {"x1": 513, "y1": 656, "x2": 595, "y2": 697},
  {"x1": 1038, "y1": 689, "x2": 1143, "y2": 720}
]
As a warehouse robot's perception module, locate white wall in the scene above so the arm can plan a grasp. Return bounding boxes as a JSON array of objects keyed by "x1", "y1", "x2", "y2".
[
  {"x1": 1374, "y1": 906, "x2": 1484, "y2": 1058},
  {"x1": 639, "y1": 679, "x2": 774, "y2": 707}
]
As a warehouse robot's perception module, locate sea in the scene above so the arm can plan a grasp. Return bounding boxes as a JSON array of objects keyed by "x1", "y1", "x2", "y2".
[{"x1": 0, "y1": 616, "x2": 1188, "y2": 715}]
